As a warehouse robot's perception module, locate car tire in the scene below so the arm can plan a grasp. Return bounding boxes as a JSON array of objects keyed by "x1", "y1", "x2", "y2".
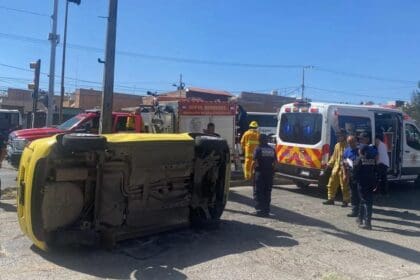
[
  {"x1": 190, "y1": 136, "x2": 230, "y2": 227},
  {"x1": 60, "y1": 133, "x2": 106, "y2": 152}
]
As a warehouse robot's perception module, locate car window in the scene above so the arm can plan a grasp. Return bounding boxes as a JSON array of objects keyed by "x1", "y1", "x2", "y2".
[
  {"x1": 405, "y1": 123, "x2": 420, "y2": 150},
  {"x1": 79, "y1": 116, "x2": 99, "y2": 133},
  {"x1": 338, "y1": 115, "x2": 371, "y2": 137},
  {"x1": 115, "y1": 116, "x2": 135, "y2": 132},
  {"x1": 58, "y1": 115, "x2": 84, "y2": 130},
  {"x1": 279, "y1": 113, "x2": 322, "y2": 145},
  {"x1": 329, "y1": 116, "x2": 372, "y2": 153}
]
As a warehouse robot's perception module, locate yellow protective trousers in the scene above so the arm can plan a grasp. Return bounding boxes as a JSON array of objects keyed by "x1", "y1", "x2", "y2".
[
  {"x1": 243, "y1": 157, "x2": 254, "y2": 180},
  {"x1": 327, "y1": 168, "x2": 350, "y2": 202},
  {"x1": 241, "y1": 129, "x2": 260, "y2": 180}
]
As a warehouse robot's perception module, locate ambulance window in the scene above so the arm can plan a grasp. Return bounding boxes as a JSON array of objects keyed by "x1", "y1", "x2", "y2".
[
  {"x1": 279, "y1": 113, "x2": 322, "y2": 145},
  {"x1": 405, "y1": 124, "x2": 420, "y2": 150},
  {"x1": 338, "y1": 116, "x2": 371, "y2": 138}
]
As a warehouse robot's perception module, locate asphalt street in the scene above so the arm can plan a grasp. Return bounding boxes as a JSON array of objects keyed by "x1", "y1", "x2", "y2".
[
  {"x1": 0, "y1": 161, "x2": 16, "y2": 194},
  {"x1": 1, "y1": 174, "x2": 420, "y2": 280}
]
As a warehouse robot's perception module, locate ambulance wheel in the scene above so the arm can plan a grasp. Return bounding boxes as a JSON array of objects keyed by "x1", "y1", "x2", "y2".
[
  {"x1": 60, "y1": 134, "x2": 106, "y2": 152},
  {"x1": 295, "y1": 181, "x2": 309, "y2": 188}
]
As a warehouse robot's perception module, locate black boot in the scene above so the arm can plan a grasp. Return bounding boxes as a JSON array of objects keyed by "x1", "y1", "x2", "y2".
[
  {"x1": 322, "y1": 199, "x2": 334, "y2": 205},
  {"x1": 359, "y1": 221, "x2": 372, "y2": 230}
]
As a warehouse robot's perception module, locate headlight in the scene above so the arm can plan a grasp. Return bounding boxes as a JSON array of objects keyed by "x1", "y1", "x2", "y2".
[{"x1": 11, "y1": 138, "x2": 28, "y2": 151}]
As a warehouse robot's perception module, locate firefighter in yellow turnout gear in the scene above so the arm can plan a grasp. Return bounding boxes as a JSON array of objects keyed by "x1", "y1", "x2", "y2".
[
  {"x1": 323, "y1": 129, "x2": 350, "y2": 206},
  {"x1": 241, "y1": 121, "x2": 260, "y2": 180}
]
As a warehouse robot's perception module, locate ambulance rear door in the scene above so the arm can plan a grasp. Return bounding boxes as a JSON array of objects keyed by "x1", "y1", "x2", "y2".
[
  {"x1": 275, "y1": 102, "x2": 325, "y2": 184},
  {"x1": 328, "y1": 106, "x2": 374, "y2": 148}
]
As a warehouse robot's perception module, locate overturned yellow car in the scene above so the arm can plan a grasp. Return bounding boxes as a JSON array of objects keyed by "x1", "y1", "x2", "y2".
[{"x1": 17, "y1": 133, "x2": 230, "y2": 251}]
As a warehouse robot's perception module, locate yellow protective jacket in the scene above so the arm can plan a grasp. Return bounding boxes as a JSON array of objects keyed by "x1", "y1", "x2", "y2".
[
  {"x1": 240, "y1": 129, "x2": 260, "y2": 158},
  {"x1": 328, "y1": 141, "x2": 346, "y2": 173}
]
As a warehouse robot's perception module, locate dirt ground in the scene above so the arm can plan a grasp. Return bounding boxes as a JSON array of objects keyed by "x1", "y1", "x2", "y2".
[{"x1": 1, "y1": 181, "x2": 420, "y2": 280}]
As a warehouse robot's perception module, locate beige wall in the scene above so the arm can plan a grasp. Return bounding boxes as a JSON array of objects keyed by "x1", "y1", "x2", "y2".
[
  {"x1": 0, "y1": 88, "x2": 46, "y2": 113},
  {"x1": 73, "y1": 88, "x2": 143, "y2": 111}
]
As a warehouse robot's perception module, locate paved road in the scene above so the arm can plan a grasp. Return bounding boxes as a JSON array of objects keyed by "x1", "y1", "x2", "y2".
[
  {"x1": 0, "y1": 160, "x2": 16, "y2": 193},
  {"x1": 1, "y1": 181, "x2": 420, "y2": 280}
]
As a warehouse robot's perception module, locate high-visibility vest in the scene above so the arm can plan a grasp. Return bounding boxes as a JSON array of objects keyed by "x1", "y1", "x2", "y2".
[{"x1": 240, "y1": 129, "x2": 260, "y2": 158}]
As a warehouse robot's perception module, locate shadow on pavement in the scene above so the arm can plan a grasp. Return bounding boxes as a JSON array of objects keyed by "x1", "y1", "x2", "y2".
[
  {"x1": 0, "y1": 201, "x2": 16, "y2": 212},
  {"x1": 372, "y1": 217, "x2": 420, "y2": 228},
  {"x1": 373, "y1": 208, "x2": 420, "y2": 222},
  {"x1": 374, "y1": 182, "x2": 420, "y2": 211},
  {"x1": 273, "y1": 184, "x2": 328, "y2": 200},
  {"x1": 229, "y1": 190, "x2": 420, "y2": 265},
  {"x1": 372, "y1": 225, "x2": 420, "y2": 237},
  {"x1": 34, "y1": 220, "x2": 298, "y2": 279}
]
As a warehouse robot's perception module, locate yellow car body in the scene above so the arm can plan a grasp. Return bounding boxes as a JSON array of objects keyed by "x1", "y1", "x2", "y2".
[{"x1": 17, "y1": 133, "x2": 230, "y2": 251}]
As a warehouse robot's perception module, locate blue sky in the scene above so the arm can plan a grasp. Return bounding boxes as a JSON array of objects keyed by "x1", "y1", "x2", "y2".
[{"x1": 0, "y1": 0, "x2": 419, "y2": 104}]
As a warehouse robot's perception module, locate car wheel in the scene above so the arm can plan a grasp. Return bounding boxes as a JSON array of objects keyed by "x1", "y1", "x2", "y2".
[
  {"x1": 190, "y1": 136, "x2": 229, "y2": 227},
  {"x1": 60, "y1": 133, "x2": 106, "y2": 152}
]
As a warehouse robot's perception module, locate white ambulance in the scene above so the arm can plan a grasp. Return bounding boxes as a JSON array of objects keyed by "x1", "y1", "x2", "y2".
[{"x1": 275, "y1": 100, "x2": 420, "y2": 188}]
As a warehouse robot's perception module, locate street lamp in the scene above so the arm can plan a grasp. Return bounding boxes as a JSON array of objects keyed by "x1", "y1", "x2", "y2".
[{"x1": 59, "y1": 0, "x2": 81, "y2": 124}]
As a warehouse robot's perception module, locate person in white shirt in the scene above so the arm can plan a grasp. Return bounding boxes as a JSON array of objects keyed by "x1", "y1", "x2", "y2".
[{"x1": 375, "y1": 134, "x2": 390, "y2": 195}]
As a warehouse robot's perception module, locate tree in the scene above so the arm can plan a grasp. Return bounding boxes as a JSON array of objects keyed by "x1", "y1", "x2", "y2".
[{"x1": 403, "y1": 90, "x2": 420, "y2": 124}]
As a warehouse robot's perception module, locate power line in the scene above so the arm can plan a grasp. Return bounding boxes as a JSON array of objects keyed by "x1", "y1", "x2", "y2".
[
  {"x1": 314, "y1": 67, "x2": 417, "y2": 85},
  {"x1": 0, "y1": 31, "x2": 418, "y2": 86},
  {"x1": 0, "y1": 5, "x2": 50, "y2": 17},
  {"x1": 1, "y1": 61, "x2": 413, "y2": 101},
  {"x1": 0, "y1": 62, "x2": 33, "y2": 73},
  {"x1": 0, "y1": 32, "x2": 303, "y2": 69},
  {"x1": 284, "y1": 87, "x2": 301, "y2": 96},
  {"x1": 307, "y1": 86, "x2": 410, "y2": 101}
]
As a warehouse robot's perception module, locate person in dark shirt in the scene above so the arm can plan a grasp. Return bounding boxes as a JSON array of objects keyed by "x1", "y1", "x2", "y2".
[
  {"x1": 203, "y1": 122, "x2": 220, "y2": 137},
  {"x1": 353, "y1": 144, "x2": 377, "y2": 230},
  {"x1": 252, "y1": 134, "x2": 276, "y2": 217},
  {"x1": 342, "y1": 135, "x2": 360, "y2": 217}
]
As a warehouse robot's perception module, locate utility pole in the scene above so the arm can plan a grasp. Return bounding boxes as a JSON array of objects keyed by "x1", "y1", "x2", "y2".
[
  {"x1": 99, "y1": 0, "x2": 118, "y2": 134},
  {"x1": 301, "y1": 65, "x2": 313, "y2": 99},
  {"x1": 29, "y1": 60, "x2": 41, "y2": 128},
  {"x1": 47, "y1": 0, "x2": 59, "y2": 126},
  {"x1": 178, "y1": 74, "x2": 185, "y2": 90},
  {"x1": 59, "y1": 0, "x2": 81, "y2": 124},
  {"x1": 172, "y1": 73, "x2": 185, "y2": 97}
]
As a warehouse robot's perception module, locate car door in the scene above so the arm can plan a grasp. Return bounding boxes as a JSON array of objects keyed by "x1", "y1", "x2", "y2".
[{"x1": 402, "y1": 121, "x2": 420, "y2": 175}]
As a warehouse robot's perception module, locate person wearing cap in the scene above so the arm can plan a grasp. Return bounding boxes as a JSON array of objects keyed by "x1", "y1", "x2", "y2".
[
  {"x1": 323, "y1": 128, "x2": 350, "y2": 206},
  {"x1": 353, "y1": 144, "x2": 377, "y2": 230},
  {"x1": 252, "y1": 134, "x2": 276, "y2": 217},
  {"x1": 241, "y1": 121, "x2": 260, "y2": 180}
]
